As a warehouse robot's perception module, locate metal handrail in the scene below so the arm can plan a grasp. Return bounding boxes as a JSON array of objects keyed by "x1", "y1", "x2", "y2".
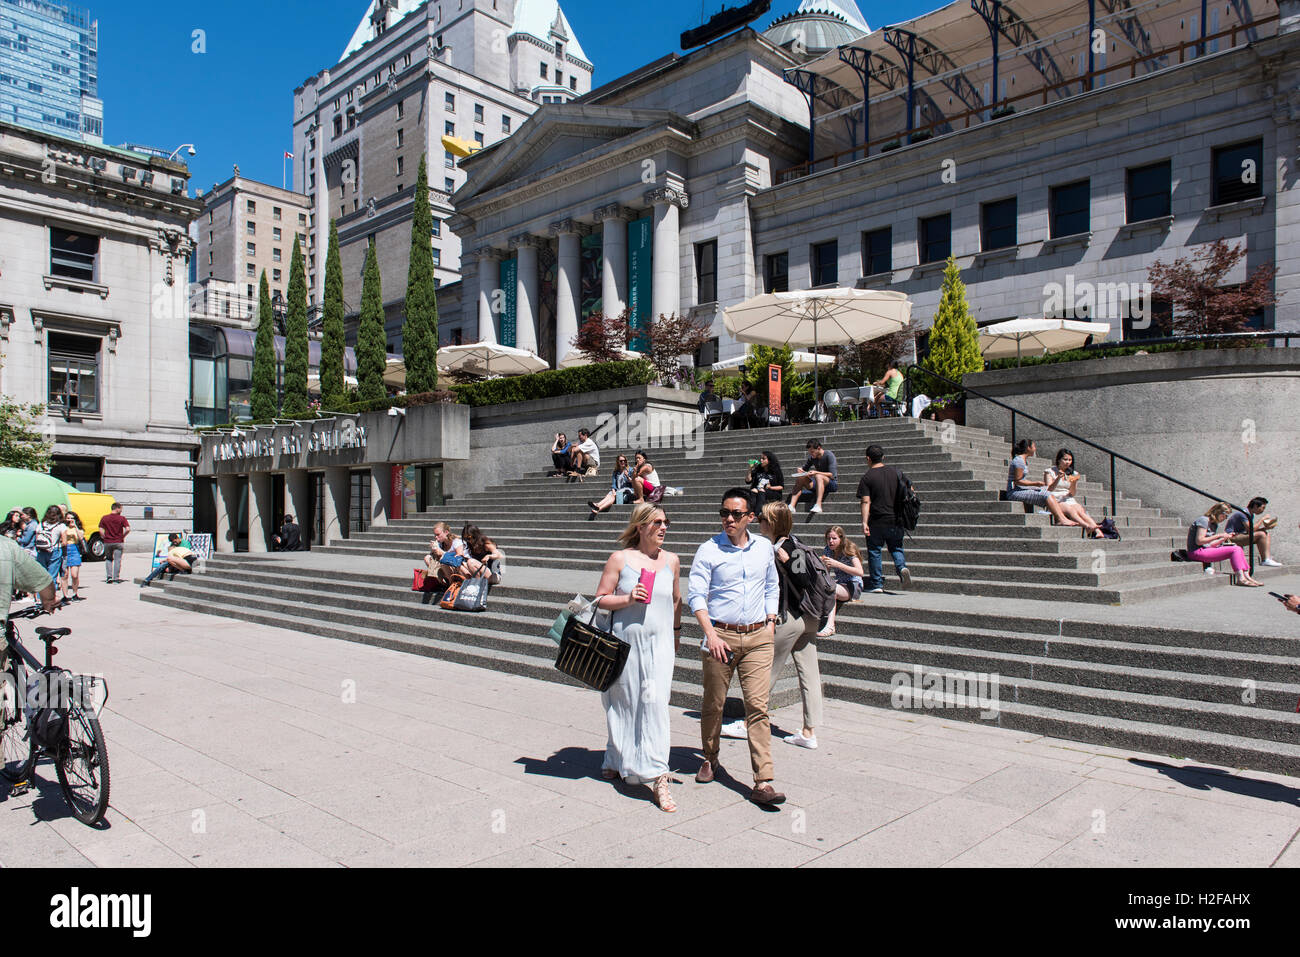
[{"x1": 904, "y1": 364, "x2": 1256, "y2": 574}]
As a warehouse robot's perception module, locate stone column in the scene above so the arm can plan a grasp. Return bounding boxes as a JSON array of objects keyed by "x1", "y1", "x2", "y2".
[
  {"x1": 214, "y1": 475, "x2": 240, "y2": 553},
  {"x1": 370, "y1": 464, "x2": 390, "y2": 527},
  {"x1": 323, "y1": 467, "x2": 351, "y2": 545},
  {"x1": 1272, "y1": 20, "x2": 1300, "y2": 331},
  {"x1": 646, "y1": 185, "x2": 689, "y2": 320},
  {"x1": 551, "y1": 219, "x2": 587, "y2": 365},
  {"x1": 247, "y1": 472, "x2": 273, "y2": 553},
  {"x1": 597, "y1": 204, "x2": 630, "y2": 317},
  {"x1": 511, "y1": 234, "x2": 541, "y2": 355},
  {"x1": 286, "y1": 469, "x2": 312, "y2": 549},
  {"x1": 474, "y1": 247, "x2": 501, "y2": 344}
]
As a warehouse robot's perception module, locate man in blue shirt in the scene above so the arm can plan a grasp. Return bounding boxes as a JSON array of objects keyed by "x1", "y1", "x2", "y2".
[{"x1": 688, "y1": 488, "x2": 785, "y2": 805}]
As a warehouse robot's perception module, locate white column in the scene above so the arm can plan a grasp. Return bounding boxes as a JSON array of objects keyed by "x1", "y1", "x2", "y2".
[
  {"x1": 475, "y1": 248, "x2": 500, "y2": 344},
  {"x1": 286, "y1": 469, "x2": 311, "y2": 549},
  {"x1": 512, "y1": 234, "x2": 540, "y2": 355},
  {"x1": 369, "y1": 464, "x2": 389, "y2": 527},
  {"x1": 597, "y1": 204, "x2": 629, "y2": 318},
  {"x1": 647, "y1": 186, "x2": 689, "y2": 320},
  {"x1": 214, "y1": 476, "x2": 240, "y2": 552},
  {"x1": 323, "y1": 467, "x2": 350, "y2": 545},
  {"x1": 247, "y1": 472, "x2": 272, "y2": 553},
  {"x1": 551, "y1": 220, "x2": 585, "y2": 364}
]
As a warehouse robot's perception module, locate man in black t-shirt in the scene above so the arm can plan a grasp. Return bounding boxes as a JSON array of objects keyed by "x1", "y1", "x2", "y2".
[
  {"x1": 857, "y1": 444, "x2": 911, "y2": 593},
  {"x1": 274, "y1": 515, "x2": 303, "y2": 552}
]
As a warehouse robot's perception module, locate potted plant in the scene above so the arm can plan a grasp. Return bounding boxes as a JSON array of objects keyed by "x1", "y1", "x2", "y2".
[
  {"x1": 881, "y1": 140, "x2": 902, "y2": 152},
  {"x1": 924, "y1": 393, "x2": 965, "y2": 425}
]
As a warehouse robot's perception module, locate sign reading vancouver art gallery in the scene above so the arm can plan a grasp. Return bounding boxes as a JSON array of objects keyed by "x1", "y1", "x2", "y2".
[{"x1": 627, "y1": 216, "x2": 652, "y2": 351}]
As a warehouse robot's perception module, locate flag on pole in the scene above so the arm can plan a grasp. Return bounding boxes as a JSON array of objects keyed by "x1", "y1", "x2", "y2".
[{"x1": 284, "y1": 150, "x2": 294, "y2": 159}]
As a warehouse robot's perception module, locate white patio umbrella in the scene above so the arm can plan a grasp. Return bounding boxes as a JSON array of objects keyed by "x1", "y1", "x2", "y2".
[
  {"x1": 436, "y1": 341, "x2": 549, "y2": 377},
  {"x1": 979, "y1": 318, "x2": 1110, "y2": 366},
  {"x1": 723, "y1": 288, "x2": 912, "y2": 398},
  {"x1": 557, "y1": 348, "x2": 643, "y2": 369},
  {"x1": 306, "y1": 373, "x2": 358, "y2": 394},
  {"x1": 710, "y1": 350, "x2": 832, "y2": 376}
]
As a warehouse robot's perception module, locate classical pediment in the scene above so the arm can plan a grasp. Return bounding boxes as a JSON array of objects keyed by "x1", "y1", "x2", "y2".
[{"x1": 460, "y1": 106, "x2": 694, "y2": 201}]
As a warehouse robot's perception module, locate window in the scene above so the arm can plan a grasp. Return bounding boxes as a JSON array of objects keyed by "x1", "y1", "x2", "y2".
[
  {"x1": 298, "y1": 213, "x2": 307, "y2": 226},
  {"x1": 919, "y1": 213, "x2": 952, "y2": 265},
  {"x1": 502, "y1": 115, "x2": 511, "y2": 133},
  {"x1": 246, "y1": 263, "x2": 255, "y2": 278},
  {"x1": 273, "y1": 269, "x2": 282, "y2": 283},
  {"x1": 309, "y1": 172, "x2": 316, "y2": 189},
  {"x1": 1126, "y1": 160, "x2": 1172, "y2": 223},
  {"x1": 862, "y1": 227, "x2": 891, "y2": 276},
  {"x1": 764, "y1": 252, "x2": 788, "y2": 293},
  {"x1": 246, "y1": 199, "x2": 256, "y2": 213},
  {"x1": 540, "y1": 63, "x2": 548, "y2": 79},
  {"x1": 812, "y1": 240, "x2": 838, "y2": 286},
  {"x1": 273, "y1": 248, "x2": 282, "y2": 262},
  {"x1": 246, "y1": 221, "x2": 256, "y2": 236},
  {"x1": 272, "y1": 227, "x2": 282, "y2": 241},
  {"x1": 432, "y1": 248, "x2": 441, "y2": 266},
  {"x1": 333, "y1": 116, "x2": 342, "y2": 137},
  {"x1": 298, "y1": 233, "x2": 306, "y2": 247},
  {"x1": 474, "y1": 132, "x2": 484, "y2": 147},
  {"x1": 397, "y1": 99, "x2": 405, "y2": 119},
  {"x1": 694, "y1": 337, "x2": 719, "y2": 369},
  {"x1": 445, "y1": 177, "x2": 455, "y2": 192},
  {"x1": 556, "y1": 70, "x2": 564, "y2": 86},
  {"x1": 445, "y1": 120, "x2": 454, "y2": 136},
  {"x1": 555, "y1": 41, "x2": 564, "y2": 60},
  {"x1": 397, "y1": 128, "x2": 404, "y2": 147},
  {"x1": 49, "y1": 229, "x2": 98, "y2": 282},
  {"x1": 696, "y1": 240, "x2": 718, "y2": 304},
  {"x1": 445, "y1": 151, "x2": 456, "y2": 169},
  {"x1": 570, "y1": 76, "x2": 577, "y2": 91},
  {"x1": 1050, "y1": 180, "x2": 1090, "y2": 237},
  {"x1": 981, "y1": 197, "x2": 1017, "y2": 251},
  {"x1": 48, "y1": 332, "x2": 99, "y2": 414},
  {"x1": 273, "y1": 206, "x2": 282, "y2": 221},
  {"x1": 247, "y1": 284, "x2": 254, "y2": 298},
  {"x1": 431, "y1": 218, "x2": 441, "y2": 237},
  {"x1": 247, "y1": 242, "x2": 256, "y2": 256},
  {"x1": 1212, "y1": 139, "x2": 1263, "y2": 205},
  {"x1": 396, "y1": 156, "x2": 405, "y2": 175},
  {"x1": 445, "y1": 92, "x2": 455, "y2": 111},
  {"x1": 474, "y1": 103, "x2": 484, "y2": 123},
  {"x1": 1123, "y1": 297, "x2": 1172, "y2": 340}
]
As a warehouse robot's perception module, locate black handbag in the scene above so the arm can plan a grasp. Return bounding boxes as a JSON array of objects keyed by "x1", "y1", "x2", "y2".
[{"x1": 554, "y1": 602, "x2": 630, "y2": 692}]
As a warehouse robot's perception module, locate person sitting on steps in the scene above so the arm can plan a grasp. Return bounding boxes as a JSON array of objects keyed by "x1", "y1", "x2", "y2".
[
  {"x1": 788, "y1": 439, "x2": 838, "y2": 515},
  {"x1": 1187, "y1": 502, "x2": 1264, "y2": 587},
  {"x1": 425, "y1": 521, "x2": 485, "y2": 584},
  {"x1": 549, "y1": 433, "x2": 572, "y2": 476},
  {"x1": 589, "y1": 455, "x2": 635, "y2": 518},
  {"x1": 1044, "y1": 449, "x2": 1106, "y2": 539},
  {"x1": 632, "y1": 450, "x2": 662, "y2": 503},
  {"x1": 1006, "y1": 439, "x2": 1078, "y2": 528},
  {"x1": 462, "y1": 524, "x2": 504, "y2": 585},
  {"x1": 1224, "y1": 497, "x2": 1281, "y2": 567},
  {"x1": 819, "y1": 525, "x2": 864, "y2": 637},
  {"x1": 747, "y1": 450, "x2": 785, "y2": 506},
  {"x1": 567, "y1": 428, "x2": 600, "y2": 481}
]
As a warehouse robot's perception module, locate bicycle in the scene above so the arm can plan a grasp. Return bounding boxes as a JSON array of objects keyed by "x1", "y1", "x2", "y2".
[{"x1": 0, "y1": 603, "x2": 110, "y2": 826}]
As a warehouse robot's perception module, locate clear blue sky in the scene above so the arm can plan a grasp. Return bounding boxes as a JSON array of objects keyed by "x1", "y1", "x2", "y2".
[{"x1": 91, "y1": 0, "x2": 935, "y2": 191}]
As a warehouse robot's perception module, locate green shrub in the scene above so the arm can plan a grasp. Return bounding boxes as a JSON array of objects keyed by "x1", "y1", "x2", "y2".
[
  {"x1": 451, "y1": 359, "x2": 656, "y2": 407},
  {"x1": 981, "y1": 338, "x2": 1258, "y2": 372}
]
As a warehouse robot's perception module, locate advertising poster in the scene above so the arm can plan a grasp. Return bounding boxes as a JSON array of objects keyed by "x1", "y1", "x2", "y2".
[
  {"x1": 150, "y1": 533, "x2": 171, "y2": 570},
  {"x1": 390, "y1": 465, "x2": 404, "y2": 521},
  {"x1": 498, "y1": 257, "x2": 518, "y2": 347},
  {"x1": 627, "y1": 216, "x2": 652, "y2": 351},
  {"x1": 403, "y1": 466, "x2": 418, "y2": 517},
  {"x1": 580, "y1": 232, "x2": 603, "y2": 319}
]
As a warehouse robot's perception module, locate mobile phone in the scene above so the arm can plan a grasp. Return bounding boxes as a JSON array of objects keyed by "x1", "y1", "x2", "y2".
[
  {"x1": 724, "y1": 649, "x2": 736, "y2": 665},
  {"x1": 1270, "y1": 592, "x2": 1289, "y2": 601},
  {"x1": 638, "y1": 567, "x2": 654, "y2": 603}
]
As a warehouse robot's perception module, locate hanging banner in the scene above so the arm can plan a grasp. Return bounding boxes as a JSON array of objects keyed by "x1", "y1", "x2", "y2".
[
  {"x1": 581, "y1": 232, "x2": 603, "y2": 320},
  {"x1": 627, "y1": 216, "x2": 652, "y2": 351},
  {"x1": 498, "y1": 258, "x2": 518, "y2": 348},
  {"x1": 390, "y1": 465, "x2": 404, "y2": 521},
  {"x1": 768, "y1": 364, "x2": 782, "y2": 420},
  {"x1": 403, "y1": 466, "x2": 418, "y2": 517}
]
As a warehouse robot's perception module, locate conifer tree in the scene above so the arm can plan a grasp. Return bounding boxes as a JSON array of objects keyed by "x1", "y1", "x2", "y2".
[
  {"x1": 280, "y1": 239, "x2": 310, "y2": 417},
  {"x1": 357, "y1": 239, "x2": 387, "y2": 402},
  {"x1": 920, "y1": 256, "x2": 983, "y2": 396},
  {"x1": 403, "y1": 155, "x2": 440, "y2": 394},
  {"x1": 319, "y1": 219, "x2": 346, "y2": 406},
  {"x1": 251, "y1": 271, "x2": 278, "y2": 421}
]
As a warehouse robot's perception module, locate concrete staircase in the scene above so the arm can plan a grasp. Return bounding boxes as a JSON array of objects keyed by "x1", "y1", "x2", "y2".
[{"x1": 141, "y1": 416, "x2": 1300, "y2": 775}]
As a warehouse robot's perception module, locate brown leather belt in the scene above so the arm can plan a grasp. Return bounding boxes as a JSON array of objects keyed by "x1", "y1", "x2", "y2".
[{"x1": 711, "y1": 619, "x2": 767, "y2": 635}]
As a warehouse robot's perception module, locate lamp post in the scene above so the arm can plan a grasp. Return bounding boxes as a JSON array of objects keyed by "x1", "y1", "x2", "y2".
[{"x1": 167, "y1": 144, "x2": 197, "y2": 162}]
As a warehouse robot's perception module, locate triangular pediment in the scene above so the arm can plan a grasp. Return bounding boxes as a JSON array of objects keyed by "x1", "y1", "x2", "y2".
[{"x1": 460, "y1": 106, "x2": 691, "y2": 200}]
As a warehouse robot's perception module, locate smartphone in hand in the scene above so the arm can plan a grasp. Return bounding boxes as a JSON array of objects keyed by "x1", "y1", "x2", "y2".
[{"x1": 638, "y1": 567, "x2": 654, "y2": 603}]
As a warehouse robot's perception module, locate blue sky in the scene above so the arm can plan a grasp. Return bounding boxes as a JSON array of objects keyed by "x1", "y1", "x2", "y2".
[{"x1": 91, "y1": 0, "x2": 935, "y2": 191}]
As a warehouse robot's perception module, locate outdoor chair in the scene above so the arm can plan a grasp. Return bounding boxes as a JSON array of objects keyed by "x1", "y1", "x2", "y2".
[{"x1": 702, "y1": 400, "x2": 727, "y2": 432}]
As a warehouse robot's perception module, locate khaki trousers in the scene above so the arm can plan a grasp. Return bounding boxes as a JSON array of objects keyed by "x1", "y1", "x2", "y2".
[
  {"x1": 700, "y1": 625, "x2": 775, "y2": 784},
  {"x1": 772, "y1": 613, "x2": 824, "y2": 731}
]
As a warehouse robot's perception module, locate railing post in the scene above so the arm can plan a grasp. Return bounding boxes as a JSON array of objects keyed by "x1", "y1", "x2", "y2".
[
  {"x1": 1010, "y1": 410, "x2": 1017, "y2": 451},
  {"x1": 1248, "y1": 514, "x2": 1255, "y2": 575},
  {"x1": 1110, "y1": 456, "x2": 1117, "y2": 519}
]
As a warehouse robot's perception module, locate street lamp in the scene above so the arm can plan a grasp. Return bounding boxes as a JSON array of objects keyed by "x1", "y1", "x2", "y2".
[{"x1": 168, "y1": 144, "x2": 197, "y2": 161}]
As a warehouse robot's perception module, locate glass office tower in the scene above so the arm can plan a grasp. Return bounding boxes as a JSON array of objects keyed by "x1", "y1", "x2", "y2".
[{"x1": 0, "y1": 0, "x2": 102, "y2": 143}]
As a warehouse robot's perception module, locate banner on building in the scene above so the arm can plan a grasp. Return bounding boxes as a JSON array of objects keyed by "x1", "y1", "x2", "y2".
[
  {"x1": 403, "y1": 466, "x2": 418, "y2": 517},
  {"x1": 498, "y1": 258, "x2": 518, "y2": 348},
  {"x1": 390, "y1": 465, "x2": 404, "y2": 521},
  {"x1": 581, "y1": 232, "x2": 603, "y2": 320},
  {"x1": 627, "y1": 216, "x2": 652, "y2": 351}
]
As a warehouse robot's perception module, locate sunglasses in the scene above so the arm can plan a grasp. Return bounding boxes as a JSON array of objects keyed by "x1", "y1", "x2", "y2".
[
  {"x1": 719, "y1": 508, "x2": 751, "y2": 520},
  {"x1": 645, "y1": 518, "x2": 671, "y2": 528}
]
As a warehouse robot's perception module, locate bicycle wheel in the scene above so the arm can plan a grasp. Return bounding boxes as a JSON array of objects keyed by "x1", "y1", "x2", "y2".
[
  {"x1": 0, "y1": 658, "x2": 34, "y2": 784},
  {"x1": 55, "y1": 707, "x2": 109, "y2": 826}
]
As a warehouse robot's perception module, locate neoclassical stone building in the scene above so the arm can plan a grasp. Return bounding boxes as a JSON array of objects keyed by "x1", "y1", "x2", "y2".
[{"x1": 0, "y1": 120, "x2": 200, "y2": 537}]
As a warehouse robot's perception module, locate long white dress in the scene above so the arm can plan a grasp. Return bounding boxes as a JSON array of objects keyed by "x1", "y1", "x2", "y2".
[{"x1": 600, "y1": 561, "x2": 675, "y2": 785}]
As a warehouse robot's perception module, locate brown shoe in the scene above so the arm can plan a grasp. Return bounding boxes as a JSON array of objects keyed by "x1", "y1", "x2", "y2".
[
  {"x1": 750, "y1": 784, "x2": 786, "y2": 805},
  {"x1": 695, "y1": 760, "x2": 717, "y2": 784}
]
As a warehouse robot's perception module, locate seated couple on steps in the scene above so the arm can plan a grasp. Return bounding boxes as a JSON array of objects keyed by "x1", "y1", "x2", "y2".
[
  {"x1": 1006, "y1": 439, "x2": 1108, "y2": 539},
  {"x1": 425, "y1": 522, "x2": 504, "y2": 586},
  {"x1": 589, "y1": 451, "x2": 663, "y2": 518},
  {"x1": 549, "y1": 429, "x2": 600, "y2": 481}
]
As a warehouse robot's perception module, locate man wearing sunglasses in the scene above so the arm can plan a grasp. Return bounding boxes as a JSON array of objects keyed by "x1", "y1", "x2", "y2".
[{"x1": 687, "y1": 489, "x2": 785, "y2": 805}]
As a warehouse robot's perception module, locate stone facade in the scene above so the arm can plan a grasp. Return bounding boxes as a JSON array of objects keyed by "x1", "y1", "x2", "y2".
[{"x1": 0, "y1": 121, "x2": 200, "y2": 542}]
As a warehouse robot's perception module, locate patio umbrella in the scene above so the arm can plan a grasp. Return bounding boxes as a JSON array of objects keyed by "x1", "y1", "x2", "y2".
[
  {"x1": 436, "y1": 342, "x2": 549, "y2": 377},
  {"x1": 710, "y1": 350, "x2": 833, "y2": 377},
  {"x1": 307, "y1": 373, "x2": 359, "y2": 394},
  {"x1": 978, "y1": 318, "x2": 1110, "y2": 366},
  {"x1": 723, "y1": 288, "x2": 912, "y2": 398},
  {"x1": 557, "y1": 348, "x2": 643, "y2": 369},
  {"x1": 382, "y1": 358, "x2": 407, "y2": 389}
]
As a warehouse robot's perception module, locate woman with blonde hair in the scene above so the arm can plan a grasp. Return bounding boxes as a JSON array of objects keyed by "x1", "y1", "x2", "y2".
[
  {"x1": 818, "y1": 525, "x2": 863, "y2": 637},
  {"x1": 592, "y1": 502, "x2": 682, "y2": 811},
  {"x1": 1187, "y1": 502, "x2": 1263, "y2": 586}
]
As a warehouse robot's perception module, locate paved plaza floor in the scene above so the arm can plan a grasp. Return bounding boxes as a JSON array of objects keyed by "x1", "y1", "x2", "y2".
[{"x1": 4, "y1": 553, "x2": 1300, "y2": 868}]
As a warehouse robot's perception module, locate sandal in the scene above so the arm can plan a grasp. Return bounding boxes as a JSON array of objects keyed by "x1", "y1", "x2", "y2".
[
  {"x1": 816, "y1": 626, "x2": 835, "y2": 638},
  {"x1": 653, "y1": 774, "x2": 677, "y2": 813}
]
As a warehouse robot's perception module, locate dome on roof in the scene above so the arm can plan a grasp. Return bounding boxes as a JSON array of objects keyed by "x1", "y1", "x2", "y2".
[{"x1": 763, "y1": 1, "x2": 868, "y2": 59}]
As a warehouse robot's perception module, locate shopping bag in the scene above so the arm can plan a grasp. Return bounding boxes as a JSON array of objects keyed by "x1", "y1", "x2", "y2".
[
  {"x1": 453, "y1": 577, "x2": 489, "y2": 612},
  {"x1": 412, "y1": 568, "x2": 439, "y2": 592},
  {"x1": 439, "y1": 580, "x2": 463, "y2": 609}
]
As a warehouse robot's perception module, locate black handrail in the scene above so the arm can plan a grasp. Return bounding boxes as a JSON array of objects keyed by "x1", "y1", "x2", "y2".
[{"x1": 904, "y1": 365, "x2": 1257, "y2": 575}]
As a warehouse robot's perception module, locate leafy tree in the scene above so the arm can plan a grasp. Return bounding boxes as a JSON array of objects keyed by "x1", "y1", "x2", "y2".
[
  {"x1": 572, "y1": 309, "x2": 630, "y2": 364},
  {"x1": 319, "y1": 219, "x2": 346, "y2": 407},
  {"x1": 251, "y1": 271, "x2": 278, "y2": 421},
  {"x1": 1148, "y1": 239, "x2": 1277, "y2": 337},
  {"x1": 644, "y1": 311, "x2": 712, "y2": 383},
  {"x1": 357, "y1": 239, "x2": 387, "y2": 402},
  {"x1": 835, "y1": 329, "x2": 915, "y2": 384},
  {"x1": 0, "y1": 396, "x2": 53, "y2": 471},
  {"x1": 403, "y1": 155, "x2": 440, "y2": 394},
  {"x1": 280, "y1": 239, "x2": 310, "y2": 417},
  {"x1": 918, "y1": 256, "x2": 982, "y2": 396}
]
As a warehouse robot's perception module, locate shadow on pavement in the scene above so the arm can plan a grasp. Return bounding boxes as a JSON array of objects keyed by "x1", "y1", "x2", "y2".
[{"x1": 1128, "y1": 758, "x2": 1300, "y2": 807}]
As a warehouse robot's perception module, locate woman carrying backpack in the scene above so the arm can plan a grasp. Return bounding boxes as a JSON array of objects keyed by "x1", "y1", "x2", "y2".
[{"x1": 34, "y1": 505, "x2": 67, "y2": 590}]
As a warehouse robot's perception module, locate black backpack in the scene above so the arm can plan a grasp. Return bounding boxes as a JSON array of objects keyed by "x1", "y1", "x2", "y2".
[
  {"x1": 780, "y1": 534, "x2": 839, "y2": 623},
  {"x1": 895, "y1": 472, "x2": 921, "y2": 532}
]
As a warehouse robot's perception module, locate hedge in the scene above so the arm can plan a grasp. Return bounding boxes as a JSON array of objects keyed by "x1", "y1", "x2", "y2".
[{"x1": 450, "y1": 358, "x2": 657, "y2": 407}]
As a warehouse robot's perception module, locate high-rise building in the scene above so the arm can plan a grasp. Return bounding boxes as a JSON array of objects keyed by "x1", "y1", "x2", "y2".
[
  {"x1": 0, "y1": 0, "x2": 103, "y2": 144},
  {"x1": 292, "y1": 0, "x2": 592, "y2": 347}
]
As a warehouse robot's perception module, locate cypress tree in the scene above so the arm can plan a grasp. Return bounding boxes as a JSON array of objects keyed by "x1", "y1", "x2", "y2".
[
  {"x1": 319, "y1": 219, "x2": 346, "y2": 406},
  {"x1": 403, "y1": 154, "x2": 440, "y2": 394},
  {"x1": 280, "y1": 239, "x2": 310, "y2": 416},
  {"x1": 357, "y1": 239, "x2": 387, "y2": 402},
  {"x1": 250, "y1": 271, "x2": 278, "y2": 421},
  {"x1": 920, "y1": 256, "x2": 983, "y2": 396}
]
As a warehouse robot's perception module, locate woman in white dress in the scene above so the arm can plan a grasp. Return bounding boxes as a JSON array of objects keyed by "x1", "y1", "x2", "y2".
[
  {"x1": 592, "y1": 502, "x2": 682, "y2": 812},
  {"x1": 1043, "y1": 448, "x2": 1105, "y2": 539}
]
